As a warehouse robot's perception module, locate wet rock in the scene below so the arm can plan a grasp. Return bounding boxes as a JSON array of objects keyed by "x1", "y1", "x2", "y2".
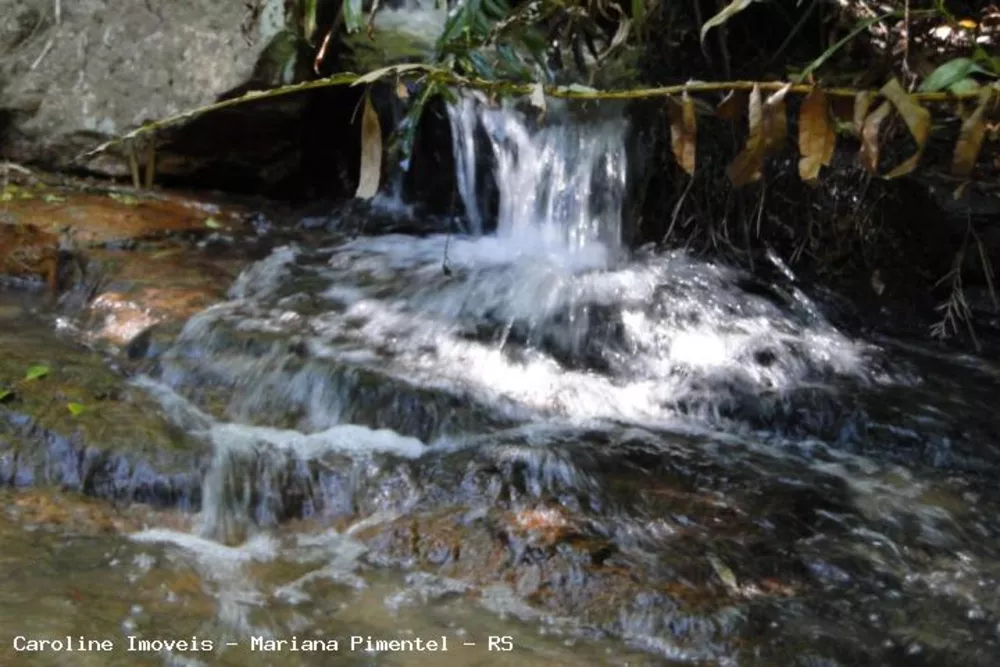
[
  {"x1": 0, "y1": 316, "x2": 208, "y2": 506},
  {"x1": 0, "y1": 180, "x2": 266, "y2": 350}
]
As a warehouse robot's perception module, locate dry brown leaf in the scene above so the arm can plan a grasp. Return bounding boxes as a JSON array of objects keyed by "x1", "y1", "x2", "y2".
[
  {"x1": 355, "y1": 92, "x2": 381, "y2": 199},
  {"x1": 952, "y1": 89, "x2": 993, "y2": 176},
  {"x1": 798, "y1": 87, "x2": 836, "y2": 182},
  {"x1": 853, "y1": 91, "x2": 874, "y2": 137},
  {"x1": 860, "y1": 101, "x2": 891, "y2": 175},
  {"x1": 763, "y1": 84, "x2": 790, "y2": 153},
  {"x1": 716, "y1": 90, "x2": 745, "y2": 121},
  {"x1": 669, "y1": 92, "x2": 697, "y2": 176},
  {"x1": 727, "y1": 84, "x2": 764, "y2": 185},
  {"x1": 880, "y1": 77, "x2": 931, "y2": 179}
]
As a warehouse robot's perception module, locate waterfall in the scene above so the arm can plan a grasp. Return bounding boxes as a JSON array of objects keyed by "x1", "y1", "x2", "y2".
[{"x1": 448, "y1": 93, "x2": 629, "y2": 257}]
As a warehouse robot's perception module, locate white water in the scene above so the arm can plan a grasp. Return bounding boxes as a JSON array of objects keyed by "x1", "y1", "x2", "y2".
[
  {"x1": 449, "y1": 93, "x2": 628, "y2": 254},
  {"x1": 91, "y1": 92, "x2": 1000, "y2": 667}
]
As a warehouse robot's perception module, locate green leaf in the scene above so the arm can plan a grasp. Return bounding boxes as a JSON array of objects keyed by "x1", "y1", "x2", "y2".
[
  {"x1": 919, "y1": 58, "x2": 983, "y2": 92},
  {"x1": 947, "y1": 77, "x2": 981, "y2": 96},
  {"x1": 204, "y1": 216, "x2": 224, "y2": 229},
  {"x1": 343, "y1": 0, "x2": 364, "y2": 33},
  {"x1": 301, "y1": 0, "x2": 318, "y2": 42},
  {"x1": 0, "y1": 388, "x2": 12, "y2": 402},
  {"x1": 24, "y1": 365, "x2": 50, "y2": 381},
  {"x1": 67, "y1": 402, "x2": 85, "y2": 417},
  {"x1": 700, "y1": 0, "x2": 755, "y2": 44},
  {"x1": 796, "y1": 12, "x2": 894, "y2": 83}
]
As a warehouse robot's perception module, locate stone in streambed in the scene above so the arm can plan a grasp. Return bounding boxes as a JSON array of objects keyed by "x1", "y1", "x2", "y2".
[{"x1": 0, "y1": 316, "x2": 208, "y2": 506}]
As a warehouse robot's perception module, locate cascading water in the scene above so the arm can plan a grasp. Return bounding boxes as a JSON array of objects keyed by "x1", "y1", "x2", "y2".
[
  {"x1": 113, "y1": 90, "x2": 1000, "y2": 665},
  {"x1": 449, "y1": 93, "x2": 628, "y2": 254}
]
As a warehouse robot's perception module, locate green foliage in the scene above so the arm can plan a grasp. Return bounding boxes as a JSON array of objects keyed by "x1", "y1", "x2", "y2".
[
  {"x1": 700, "y1": 0, "x2": 761, "y2": 43},
  {"x1": 24, "y1": 365, "x2": 49, "y2": 381}
]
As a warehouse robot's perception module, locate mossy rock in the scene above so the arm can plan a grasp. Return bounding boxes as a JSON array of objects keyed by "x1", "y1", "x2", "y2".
[{"x1": 0, "y1": 319, "x2": 208, "y2": 508}]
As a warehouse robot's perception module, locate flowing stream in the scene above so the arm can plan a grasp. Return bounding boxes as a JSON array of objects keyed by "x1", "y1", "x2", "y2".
[{"x1": 3, "y1": 98, "x2": 1000, "y2": 666}]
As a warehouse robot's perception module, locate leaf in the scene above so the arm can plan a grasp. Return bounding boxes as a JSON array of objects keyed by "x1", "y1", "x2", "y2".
[
  {"x1": 727, "y1": 84, "x2": 765, "y2": 186},
  {"x1": 668, "y1": 92, "x2": 697, "y2": 176},
  {"x1": 707, "y1": 553, "x2": 740, "y2": 595},
  {"x1": 395, "y1": 81, "x2": 410, "y2": 100},
  {"x1": 24, "y1": 365, "x2": 49, "y2": 381},
  {"x1": 796, "y1": 13, "x2": 894, "y2": 83},
  {"x1": 700, "y1": 0, "x2": 754, "y2": 43},
  {"x1": 859, "y1": 101, "x2": 892, "y2": 175},
  {"x1": 919, "y1": 58, "x2": 986, "y2": 93},
  {"x1": 66, "y1": 402, "x2": 85, "y2": 417},
  {"x1": 853, "y1": 91, "x2": 874, "y2": 136},
  {"x1": 355, "y1": 91, "x2": 382, "y2": 200},
  {"x1": 798, "y1": 88, "x2": 836, "y2": 182},
  {"x1": 302, "y1": 0, "x2": 319, "y2": 42},
  {"x1": 879, "y1": 77, "x2": 932, "y2": 179},
  {"x1": 0, "y1": 388, "x2": 11, "y2": 402},
  {"x1": 763, "y1": 84, "x2": 790, "y2": 153},
  {"x1": 352, "y1": 63, "x2": 428, "y2": 87},
  {"x1": 204, "y1": 217, "x2": 224, "y2": 229},
  {"x1": 343, "y1": 0, "x2": 364, "y2": 33},
  {"x1": 716, "y1": 90, "x2": 745, "y2": 121},
  {"x1": 947, "y1": 78, "x2": 981, "y2": 96},
  {"x1": 952, "y1": 89, "x2": 993, "y2": 176},
  {"x1": 528, "y1": 82, "x2": 546, "y2": 117}
]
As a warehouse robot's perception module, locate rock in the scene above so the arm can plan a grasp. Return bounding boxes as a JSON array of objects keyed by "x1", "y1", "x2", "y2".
[
  {"x1": 0, "y1": 0, "x2": 307, "y2": 182},
  {"x1": 0, "y1": 301, "x2": 209, "y2": 506},
  {"x1": 0, "y1": 177, "x2": 270, "y2": 349}
]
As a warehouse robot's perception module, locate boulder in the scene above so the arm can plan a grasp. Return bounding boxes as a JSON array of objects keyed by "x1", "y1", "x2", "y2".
[{"x1": 0, "y1": 0, "x2": 303, "y2": 181}]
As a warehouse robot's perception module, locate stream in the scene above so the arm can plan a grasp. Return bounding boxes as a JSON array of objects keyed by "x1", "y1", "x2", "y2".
[{"x1": 2, "y1": 96, "x2": 1000, "y2": 666}]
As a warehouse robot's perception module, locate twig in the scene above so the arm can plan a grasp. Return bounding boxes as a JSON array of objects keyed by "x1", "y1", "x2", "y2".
[{"x1": 29, "y1": 39, "x2": 53, "y2": 70}]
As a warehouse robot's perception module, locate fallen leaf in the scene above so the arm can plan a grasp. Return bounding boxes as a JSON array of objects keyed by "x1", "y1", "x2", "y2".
[
  {"x1": 727, "y1": 84, "x2": 765, "y2": 185},
  {"x1": 880, "y1": 78, "x2": 931, "y2": 179},
  {"x1": 953, "y1": 89, "x2": 993, "y2": 176},
  {"x1": 67, "y1": 402, "x2": 85, "y2": 417},
  {"x1": 798, "y1": 87, "x2": 836, "y2": 182},
  {"x1": 24, "y1": 365, "x2": 49, "y2": 381},
  {"x1": 860, "y1": 101, "x2": 892, "y2": 175},
  {"x1": 669, "y1": 92, "x2": 697, "y2": 176},
  {"x1": 355, "y1": 91, "x2": 382, "y2": 200}
]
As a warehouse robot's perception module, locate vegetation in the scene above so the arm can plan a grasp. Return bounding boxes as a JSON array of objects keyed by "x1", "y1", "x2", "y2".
[{"x1": 81, "y1": 0, "x2": 1000, "y2": 344}]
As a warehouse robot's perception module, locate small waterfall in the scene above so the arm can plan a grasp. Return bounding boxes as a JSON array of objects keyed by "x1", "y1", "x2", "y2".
[{"x1": 448, "y1": 93, "x2": 629, "y2": 256}]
